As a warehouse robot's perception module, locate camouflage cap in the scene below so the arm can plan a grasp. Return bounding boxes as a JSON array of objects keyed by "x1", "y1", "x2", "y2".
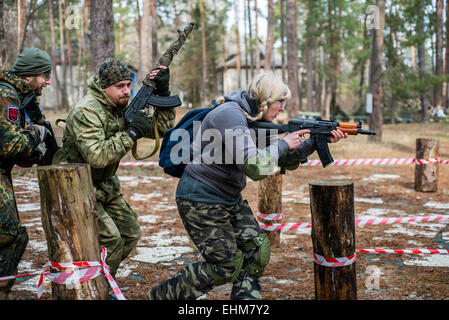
[{"x1": 98, "y1": 58, "x2": 132, "y2": 89}]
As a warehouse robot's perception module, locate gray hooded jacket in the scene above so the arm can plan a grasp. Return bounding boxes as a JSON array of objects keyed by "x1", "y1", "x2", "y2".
[{"x1": 179, "y1": 89, "x2": 316, "y2": 202}]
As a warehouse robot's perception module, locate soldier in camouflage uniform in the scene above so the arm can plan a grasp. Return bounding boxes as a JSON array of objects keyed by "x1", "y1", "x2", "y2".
[
  {"x1": 0, "y1": 48, "x2": 53, "y2": 299},
  {"x1": 52, "y1": 58, "x2": 175, "y2": 280},
  {"x1": 149, "y1": 72, "x2": 347, "y2": 300}
]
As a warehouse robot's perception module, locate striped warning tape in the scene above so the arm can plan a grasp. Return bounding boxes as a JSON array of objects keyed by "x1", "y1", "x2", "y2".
[
  {"x1": 115, "y1": 157, "x2": 449, "y2": 167},
  {"x1": 258, "y1": 214, "x2": 449, "y2": 231},
  {"x1": 313, "y1": 248, "x2": 449, "y2": 268},
  {"x1": 0, "y1": 248, "x2": 125, "y2": 300},
  {"x1": 313, "y1": 252, "x2": 356, "y2": 267},
  {"x1": 357, "y1": 248, "x2": 449, "y2": 254}
]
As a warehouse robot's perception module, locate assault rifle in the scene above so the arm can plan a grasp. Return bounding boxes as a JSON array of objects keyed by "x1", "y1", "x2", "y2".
[
  {"x1": 248, "y1": 118, "x2": 376, "y2": 168},
  {"x1": 124, "y1": 22, "x2": 194, "y2": 159},
  {"x1": 21, "y1": 92, "x2": 59, "y2": 165}
]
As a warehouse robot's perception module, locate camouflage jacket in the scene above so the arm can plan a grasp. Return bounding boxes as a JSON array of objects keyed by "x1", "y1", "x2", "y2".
[
  {"x1": 0, "y1": 71, "x2": 41, "y2": 171},
  {"x1": 53, "y1": 75, "x2": 175, "y2": 202}
]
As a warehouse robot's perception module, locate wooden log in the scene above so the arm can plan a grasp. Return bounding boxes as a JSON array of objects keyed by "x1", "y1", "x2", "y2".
[
  {"x1": 37, "y1": 163, "x2": 109, "y2": 300},
  {"x1": 309, "y1": 179, "x2": 357, "y2": 300},
  {"x1": 258, "y1": 171, "x2": 283, "y2": 247},
  {"x1": 415, "y1": 138, "x2": 439, "y2": 192}
]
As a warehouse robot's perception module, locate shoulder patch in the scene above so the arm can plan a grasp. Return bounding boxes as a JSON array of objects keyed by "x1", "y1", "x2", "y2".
[{"x1": 7, "y1": 105, "x2": 19, "y2": 122}]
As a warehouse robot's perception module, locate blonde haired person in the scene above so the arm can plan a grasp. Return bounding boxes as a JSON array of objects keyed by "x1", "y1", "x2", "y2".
[{"x1": 149, "y1": 71, "x2": 347, "y2": 300}]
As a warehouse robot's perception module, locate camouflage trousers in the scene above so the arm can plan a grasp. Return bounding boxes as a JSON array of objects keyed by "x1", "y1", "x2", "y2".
[
  {"x1": 97, "y1": 194, "x2": 141, "y2": 278},
  {"x1": 149, "y1": 197, "x2": 263, "y2": 300},
  {"x1": 0, "y1": 168, "x2": 29, "y2": 297}
]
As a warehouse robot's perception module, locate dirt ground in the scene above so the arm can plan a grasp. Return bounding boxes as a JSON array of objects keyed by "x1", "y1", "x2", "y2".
[{"x1": 5, "y1": 119, "x2": 449, "y2": 301}]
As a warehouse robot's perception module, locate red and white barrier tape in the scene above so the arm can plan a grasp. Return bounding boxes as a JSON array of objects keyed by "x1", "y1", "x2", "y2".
[
  {"x1": 300, "y1": 157, "x2": 445, "y2": 167},
  {"x1": 0, "y1": 248, "x2": 125, "y2": 300},
  {"x1": 116, "y1": 158, "x2": 448, "y2": 168},
  {"x1": 313, "y1": 248, "x2": 449, "y2": 268},
  {"x1": 313, "y1": 253, "x2": 356, "y2": 267},
  {"x1": 357, "y1": 248, "x2": 449, "y2": 254},
  {"x1": 119, "y1": 161, "x2": 159, "y2": 167},
  {"x1": 258, "y1": 214, "x2": 449, "y2": 231},
  {"x1": 256, "y1": 212, "x2": 284, "y2": 221}
]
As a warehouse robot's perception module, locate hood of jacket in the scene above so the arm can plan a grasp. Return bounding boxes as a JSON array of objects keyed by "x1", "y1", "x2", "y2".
[{"x1": 223, "y1": 89, "x2": 259, "y2": 118}]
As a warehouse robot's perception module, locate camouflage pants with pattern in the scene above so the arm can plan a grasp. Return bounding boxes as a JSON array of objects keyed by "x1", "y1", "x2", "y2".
[
  {"x1": 97, "y1": 194, "x2": 141, "y2": 278},
  {"x1": 0, "y1": 168, "x2": 29, "y2": 298},
  {"x1": 149, "y1": 197, "x2": 263, "y2": 300}
]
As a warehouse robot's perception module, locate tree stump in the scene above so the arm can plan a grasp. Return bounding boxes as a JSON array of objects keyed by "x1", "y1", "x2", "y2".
[
  {"x1": 415, "y1": 138, "x2": 439, "y2": 192},
  {"x1": 258, "y1": 171, "x2": 283, "y2": 247},
  {"x1": 309, "y1": 179, "x2": 357, "y2": 300},
  {"x1": 37, "y1": 164, "x2": 109, "y2": 300}
]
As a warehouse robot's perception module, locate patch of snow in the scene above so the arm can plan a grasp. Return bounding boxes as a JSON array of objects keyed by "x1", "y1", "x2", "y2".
[
  {"x1": 27, "y1": 240, "x2": 47, "y2": 252},
  {"x1": 130, "y1": 192, "x2": 163, "y2": 202},
  {"x1": 361, "y1": 174, "x2": 400, "y2": 182},
  {"x1": 116, "y1": 262, "x2": 140, "y2": 278},
  {"x1": 355, "y1": 197, "x2": 384, "y2": 204},
  {"x1": 404, "y1": 255, "x2": 449, "y2": 267},
  {"x1": 424, "y1": 201, "x2": 449, "y2": 210},
  {"x1": 138, "y1": 214, "x2": 161, "y2": 224},
  {"x1": 131, "y1": 246, "x2": 193, "y2": 264}
]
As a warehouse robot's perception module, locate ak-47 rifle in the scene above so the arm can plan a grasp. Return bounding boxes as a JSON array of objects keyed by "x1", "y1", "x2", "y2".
[
  {"x1": 248, "y1": 118, "x2": 376, "y2": 168},
  {"x1": 125, "y1": 22, "x2": 195, "y2": 160}
]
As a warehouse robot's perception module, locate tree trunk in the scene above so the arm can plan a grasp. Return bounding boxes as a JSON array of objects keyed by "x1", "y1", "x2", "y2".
[
  {"x1": 434, "y1": 0, "x2": 443, "y2": 109},
  {"x1": 368, "y1": 0, "x2": 385, "y2": 142},
  {"x1": 0, "y1": 0, "x2": 5, "y2": 66},
  {"x1": 258, "y1": 172, "x2": 282, "y2": 247},
  {"x1": 58, "y1": 0, "x2": 69, "y2": 111},
  {"x1": 63, "y1": 0, "x2": 74, "y2": 108},
  {"x1": 286, "y1": 0, "x2": 300, "y2": 115},
  {"x1": 48, "y1": 0, "x2": 61, "y2": 109},
  {"x1": 200, "y1": 0, "x2": 208, "y2": 104},
  {"x1": 150, "y1": 0, "x2": 158, "y2": 66},
  {"x1": 415, "y1": 138, "x2": 439, "y2": 193},
  {"x1": 309, "y1": 179, "x2": 357, "y2": 300},
  {"x1": 247, "y1": 0, "x2": 254, "y2": 79},
  {"x1": 306, "y1": 0, "x2": 315, "y2": 112},
  {"x1": 17, "y1": 0, "x2": 26, "y2": 52},
  {"x1": 233, "y1": 0, "x2": 241, "y2": 89},
  {"x1": 264, "y1": 0, "x2": 275, "y2": 71},
  {"x1": 254, "y1": 0, "x2": 260, "y2": 74},
  {"x1": 135, "y1": 0, "x2": 142, "y2": 81},
  {"x1": 37, "y1": 164, "x2": 109, "y2": 300},
  {"x1": 445, "y1": 0, "x2": 449, "y2": 111},
  {"x1": 90, "y1": 0, "x2": 115, "y2": 74},
  {"x1": 279, "y1": 0, "x2": 286, "y2": 82},
  {"x1": 417, "y1": 0, "x2": 428, "y2": 123}
]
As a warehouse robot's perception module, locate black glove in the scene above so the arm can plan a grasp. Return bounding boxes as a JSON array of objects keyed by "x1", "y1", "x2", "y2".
[
  {"x1": 152, "y1": 67, "x2": 170, "y2": 96},
  {"x1": 126, "y1": 112, "x2": 153, "y2": 141}
]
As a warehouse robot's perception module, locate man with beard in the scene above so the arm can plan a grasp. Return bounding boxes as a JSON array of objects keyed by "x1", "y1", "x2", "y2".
[
  {"x1": 0, "y1": 47, "x2": 53, "y2": 299},
  {"x1": 52, "y1": 58, "x2": 175, "y2": 286}
]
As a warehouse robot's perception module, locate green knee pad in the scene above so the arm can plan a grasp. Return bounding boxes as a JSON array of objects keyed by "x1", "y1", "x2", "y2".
[
  {"x1": 207, "y1": 250, "x2": 244, "y2": 286},
  {"x1": 244, "y1": 233, "x2": 271, "y2": 277}
]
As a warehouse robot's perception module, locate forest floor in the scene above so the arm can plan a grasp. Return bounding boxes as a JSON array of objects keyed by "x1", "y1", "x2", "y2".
[{"x1": 5, "y1": 111, "x2": 449, "y2": 301}]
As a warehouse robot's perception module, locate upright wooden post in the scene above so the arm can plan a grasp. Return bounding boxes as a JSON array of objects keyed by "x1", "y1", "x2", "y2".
[
  {"x1": 37, "y1": 164, "x2": 109, "y2": 300},
  {"x1": 258, "y1": 171, "x2": 282, "y2": 247},
  {"x1": 415, "y1": 138, "x2": 439, "y2": 192},
  {"x1": 309, "y1": 179, "x2": 357, "y2": 300}
]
